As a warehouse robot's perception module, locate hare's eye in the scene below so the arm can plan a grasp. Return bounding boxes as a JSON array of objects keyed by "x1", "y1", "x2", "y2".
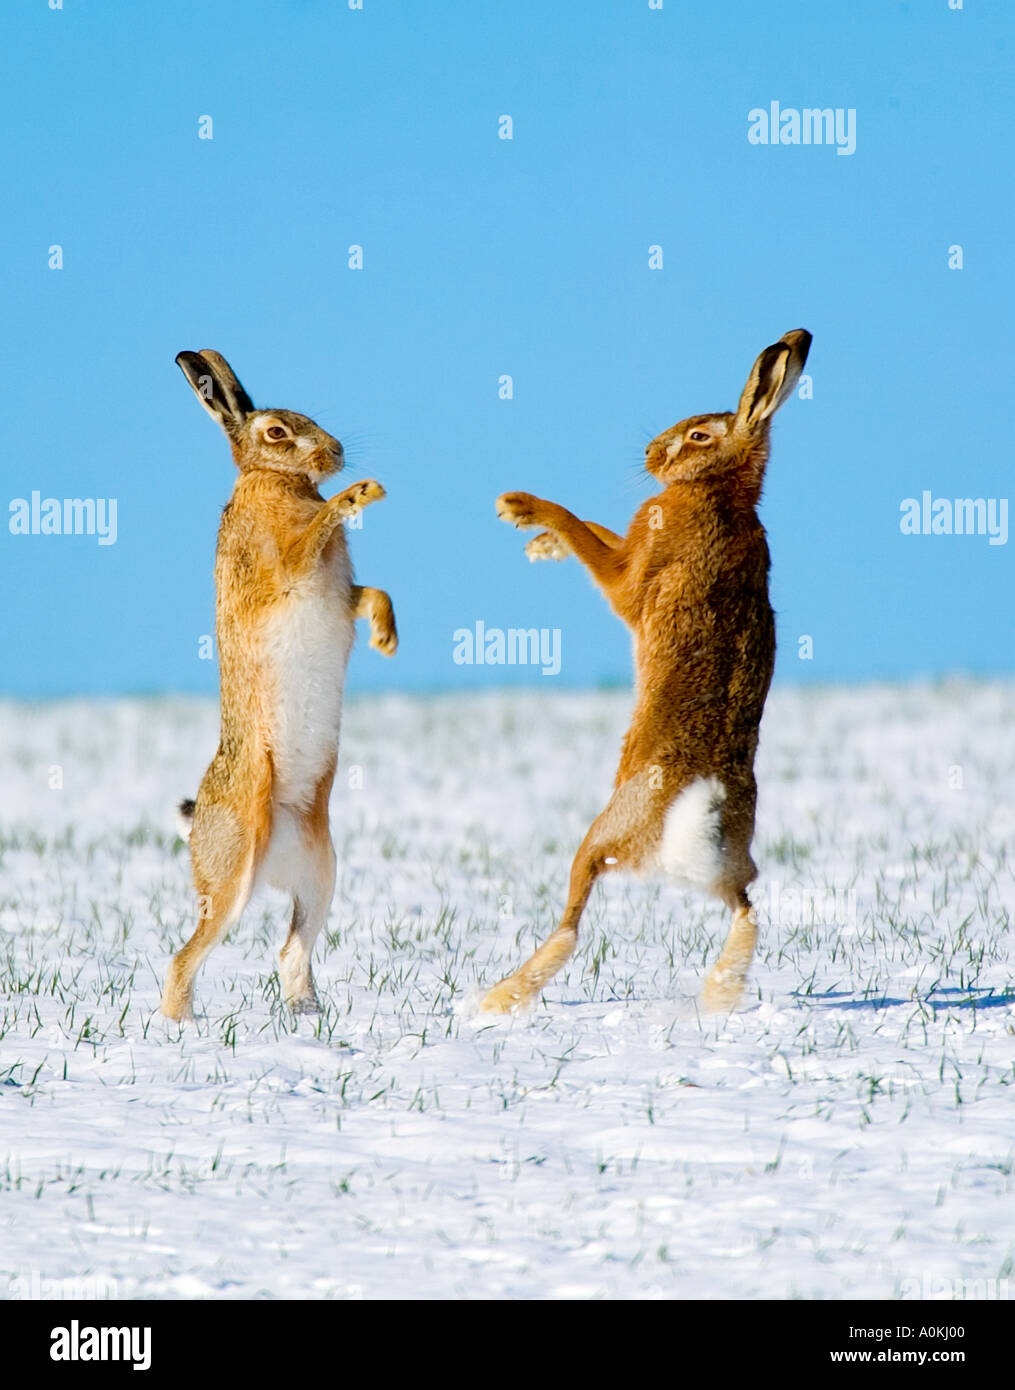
[
  {"x1": 266, "y1": 426, "x2": 286, "y2": 440},
  {"x1": 689, "y1": 431, "x2": 710, "y2": 443}
]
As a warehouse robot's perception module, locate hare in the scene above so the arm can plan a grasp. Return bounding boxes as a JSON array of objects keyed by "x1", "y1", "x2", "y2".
[
  {"x1": 160, "y1": 350, "x2": 397, "y2": 1022},
  {"x1": 481, "y1": 329, "x2": 811, "y2": 1015}
]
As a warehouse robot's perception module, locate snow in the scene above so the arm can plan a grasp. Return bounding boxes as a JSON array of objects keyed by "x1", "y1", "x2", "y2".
[{"x1": 0, "y1": 682, "x2": 1013, "y2": 1300}]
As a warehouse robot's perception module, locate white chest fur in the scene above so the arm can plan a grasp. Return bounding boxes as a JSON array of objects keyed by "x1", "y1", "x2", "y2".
[
  {"x1": 263, "y1": 544, "x2": 355, "y2": 808},
  {"x1": 654, "y1": 776, "x2": 727, "y2": 891}
]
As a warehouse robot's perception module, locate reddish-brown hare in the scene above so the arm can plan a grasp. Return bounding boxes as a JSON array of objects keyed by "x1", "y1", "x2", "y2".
[
  {"x1": 482, "y1": 329, "x2": 811, "y2": 1015},
  {"x1": 161, "y1": 350, "x2": 396, "y2": 1022}
]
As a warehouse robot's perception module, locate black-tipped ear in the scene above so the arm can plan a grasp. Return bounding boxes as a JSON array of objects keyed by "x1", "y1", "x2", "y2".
[
  {"x1": 175, "y1": 349, "x2": 254, "y2": 433},
  {"x1": 195, "y1": 350, "x2": 255, "y2": 416},
  {"x1": 736, "y1": 329, "x2": 812, "y2": 429}
]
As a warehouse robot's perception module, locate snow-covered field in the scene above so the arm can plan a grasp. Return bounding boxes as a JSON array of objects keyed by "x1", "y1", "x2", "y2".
[{"x1": 1, "y1": 683, "x2": 1013, "y2": 1301}]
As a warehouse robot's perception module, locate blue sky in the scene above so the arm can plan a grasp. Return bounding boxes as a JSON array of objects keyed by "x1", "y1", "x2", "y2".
[{"x1": 2, "y1": 0, "x2": 1011, "y2": 696}]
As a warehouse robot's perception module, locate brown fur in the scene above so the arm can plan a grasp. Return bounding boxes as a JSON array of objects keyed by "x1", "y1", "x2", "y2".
[
  {"x1": 161, "y1": 350, "x2": 397, "y2": 1022},
  {"x1": 481, "y1": 330, "x2": 811, "y2": 1014}
]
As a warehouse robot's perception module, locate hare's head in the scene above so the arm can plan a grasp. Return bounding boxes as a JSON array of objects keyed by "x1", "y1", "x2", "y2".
[
  {"x1": 176, "y1": 349, "x2": 343, "y2": 482},
  {"x1": 645, "y1": 329, "x2": 811, "y2": 498}
]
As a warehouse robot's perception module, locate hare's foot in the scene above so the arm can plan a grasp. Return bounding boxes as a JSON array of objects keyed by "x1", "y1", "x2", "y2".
[
  {"x1": 367, "y1": 597, "x2": 397, "y2": 656},
  {"x1": 496, "y1": 492, "x2": 548, "y2": 530},
  {"x1": 481, "y1": 923, "x2": 580, "y2": 1014},
  {"x1": 354, "y1": 586, "x2": 398, "y2": 656},
  {"x1": 334, "y1": 479, "x2": 385, "y2": 519},
  {"x1": 281, "y1": 960, "x2": 321, "y2": 1015},
  {"x1": 480, "y1": 973, "x2": 534, "y2": 1015},
  {"x1": 371, "y1": 624, "x2": 397, "y2": 656},
  {"x1": 701, "y1": 965, "x2": 748, "y2": 1013},
  {"x1": 525, "y1": 530, "x2": 568, "y2": 562},
  {"x1": 701, "y1": 904, "x2": 757, "y2": 1013},
  {"x1": 160, "y1": 965, "x2": 196, "y2": 1023},
  {"x1": 280, "y1": 955, "x2": 322, "y2": 1015},
  {"x1": 159, "y1": 999, "x2": 195, "y2": 1024}
]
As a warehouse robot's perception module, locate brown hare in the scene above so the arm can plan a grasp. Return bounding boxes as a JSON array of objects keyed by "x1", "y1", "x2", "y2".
[
  {"x1": 481, "y1": 329, "x2": 811, "y2": 1015},
  {"x1": 161, "y1": 350, "x2": 397, "y2": 1022}
]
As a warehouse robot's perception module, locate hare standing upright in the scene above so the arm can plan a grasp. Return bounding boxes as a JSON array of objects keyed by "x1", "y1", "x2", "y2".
[
  {"x1": 482, "y1": 329, "x2": 811, "y2": 1014},
  {"x1": 161, "y1": 350, "x2": 397, "y2": 1022}
]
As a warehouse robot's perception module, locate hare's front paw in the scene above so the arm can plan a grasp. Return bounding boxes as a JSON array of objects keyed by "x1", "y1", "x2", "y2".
[
  {"x1": 370, "y1": 621, "x2": 398, "y2": 657},
  {"x1": 525, "y1": 530, "x2": 568, "y2": 562},
  {"x1": 335, "y1": 478, "x2": 385, "y2": 518},
  {"x1": 496, "y1": 492, "x2": 545, "y2": 530}
]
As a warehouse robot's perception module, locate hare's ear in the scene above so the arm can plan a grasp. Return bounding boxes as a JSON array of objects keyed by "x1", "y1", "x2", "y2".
[
  {"x1": 175, "y1": 349, "x2": 254, "y2": 434},
  {"x1": 735, "y1": 329, "x2": 812, "y2": 429}
]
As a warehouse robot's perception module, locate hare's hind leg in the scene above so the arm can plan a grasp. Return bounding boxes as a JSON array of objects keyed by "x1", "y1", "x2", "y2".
[
  {"x1": 701, "y1": 888, "x2": 758, "y2": 1013},
  {"x1": 276, "y1": 768, "x2": 337, "y2": 1014},
  {"x1": 481, "y1": 778, "x2": 652, "y2": 1014},
  {"x1": 480, "y1": 844, "x2": 599, "y2": 1014},
  {"x1": 701, "y1": 789, "x2": 761, "y2": 1012},
  {"x1": 161, "y1": 790, "x2": 270, "y2": 1022}
]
